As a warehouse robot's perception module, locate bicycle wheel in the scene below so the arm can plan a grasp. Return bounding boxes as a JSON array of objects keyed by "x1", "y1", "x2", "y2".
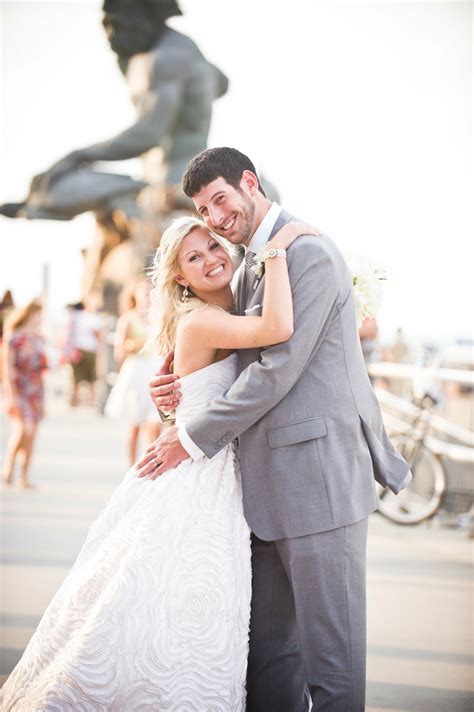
[{"x1": 377, "y1": 436, "x2": 447, "y2": 525}]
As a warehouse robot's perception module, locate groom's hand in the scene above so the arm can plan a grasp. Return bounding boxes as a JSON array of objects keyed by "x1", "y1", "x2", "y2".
[
  {"x1": 135, "y1": 426, "x2": 189, "y2": 479},
  {"x1": 149, "y1": 349, "x2": 182, "y2": 413}
]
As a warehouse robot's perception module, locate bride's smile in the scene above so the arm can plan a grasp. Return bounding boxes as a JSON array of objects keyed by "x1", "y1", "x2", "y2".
[{"x1": 206, "y1": 263, "x2": 225, "y2": 276}]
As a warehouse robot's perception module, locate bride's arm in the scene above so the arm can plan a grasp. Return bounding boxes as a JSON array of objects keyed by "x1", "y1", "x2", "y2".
[{"x1": 180, "y1": 223, "x2": 319, "y2": 350}]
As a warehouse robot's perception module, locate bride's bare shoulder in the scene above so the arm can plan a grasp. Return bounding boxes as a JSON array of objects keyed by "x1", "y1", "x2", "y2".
[
  {"x1": 177, "y1": 305, "x2": 223, "y2": 334},
  {"x1": 174, "y1": 307, "x2": 221, "y2": 373}
]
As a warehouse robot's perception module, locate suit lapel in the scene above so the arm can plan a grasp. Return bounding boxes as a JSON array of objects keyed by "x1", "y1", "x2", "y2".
[
  {"x1": 268, "y1": 208, "x2": 293, "y2": 241},
  {"x1": 249, "y1": 208, "x2": 294, "y2": 299}
]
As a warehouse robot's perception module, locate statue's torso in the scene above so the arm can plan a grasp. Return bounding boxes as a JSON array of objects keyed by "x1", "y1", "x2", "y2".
[{"x1": 126, "y1": 29, "x2": 224, "y2": 183}]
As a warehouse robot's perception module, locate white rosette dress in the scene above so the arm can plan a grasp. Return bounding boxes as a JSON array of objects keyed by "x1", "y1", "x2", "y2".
[{"x1": 1, "y1": 354, "x2": 252, "y2": 712}]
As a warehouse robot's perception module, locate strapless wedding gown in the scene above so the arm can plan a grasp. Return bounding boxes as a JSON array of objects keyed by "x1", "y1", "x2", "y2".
[{"x1": 1, "y1": 354, "x2": 252, "y2": 712}]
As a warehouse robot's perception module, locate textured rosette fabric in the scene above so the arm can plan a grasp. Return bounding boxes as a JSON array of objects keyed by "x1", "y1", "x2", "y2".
[{"x1": 1, "y1": 354, "x2": 252, "y2": 711}]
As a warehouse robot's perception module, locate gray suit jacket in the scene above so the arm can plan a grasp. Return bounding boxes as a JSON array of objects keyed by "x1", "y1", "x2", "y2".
[{"x1": 186, "y1": 209, "x2": 410, "y2": 540}]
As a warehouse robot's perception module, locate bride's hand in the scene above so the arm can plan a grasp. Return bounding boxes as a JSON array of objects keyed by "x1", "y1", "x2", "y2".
[{"x1": 267, "y1": 222, "x2": 321, "y2": 251}]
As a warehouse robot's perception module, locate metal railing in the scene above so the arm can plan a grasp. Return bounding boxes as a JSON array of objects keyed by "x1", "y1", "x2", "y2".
[{"x1": 368, "y1": 361, "x2": 474, "y2": 387}]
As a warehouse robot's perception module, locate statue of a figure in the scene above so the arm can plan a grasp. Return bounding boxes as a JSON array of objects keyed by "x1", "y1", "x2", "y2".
[{"x1": 1, "y1": 0, "x2": 229, "y2": 307}]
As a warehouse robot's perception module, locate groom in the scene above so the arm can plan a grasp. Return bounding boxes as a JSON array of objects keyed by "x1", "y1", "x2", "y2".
[{"x1": 137, "y1": 147, "x2": 410, "y2": 711}]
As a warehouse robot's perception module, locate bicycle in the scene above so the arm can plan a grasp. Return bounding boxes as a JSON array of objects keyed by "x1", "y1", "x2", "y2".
[{"x1": 376, "y1": 393, "x2": 449, "y2": 525}]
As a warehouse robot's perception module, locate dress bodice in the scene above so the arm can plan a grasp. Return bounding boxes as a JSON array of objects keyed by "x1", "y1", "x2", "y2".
[{"x1": 176, "y1": 353, "x2": 238, "y2": 424}]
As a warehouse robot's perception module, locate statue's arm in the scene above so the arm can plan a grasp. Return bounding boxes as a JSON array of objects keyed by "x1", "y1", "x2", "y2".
[
  {"x1": 33, "y1": 51, "x2": 187, "y2": 188},
  {"x1": 81, "y1": 78, "x2": 184, "y2": 162}
]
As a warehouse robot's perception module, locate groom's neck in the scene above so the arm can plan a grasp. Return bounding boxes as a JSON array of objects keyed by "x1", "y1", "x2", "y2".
[{"x1": 245, "y1": 197, "x2": 273, "y2": 246}]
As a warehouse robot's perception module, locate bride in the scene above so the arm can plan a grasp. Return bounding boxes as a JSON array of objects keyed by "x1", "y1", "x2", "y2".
[{"x1": 0, "y1": 216, "x2": 317, "y2": 711}]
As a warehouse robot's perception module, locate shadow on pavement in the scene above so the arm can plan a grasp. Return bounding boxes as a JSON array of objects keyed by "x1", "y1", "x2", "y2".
[{"x1": 367, "y1": 680, "x2": 473, "y2": 711}]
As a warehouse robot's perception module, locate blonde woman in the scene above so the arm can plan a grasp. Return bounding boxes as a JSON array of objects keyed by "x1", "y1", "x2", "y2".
[
  {"x1": 2, "y1": 300, "x2": 47, "y2": 489},
  {"x1": 1, "y1": 217, "x2": 317, "y2": 711}
]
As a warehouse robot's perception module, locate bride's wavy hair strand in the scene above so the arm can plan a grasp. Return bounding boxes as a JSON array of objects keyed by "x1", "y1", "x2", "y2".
[{"x1": 145, "y1": 216, "x2": 231, "y2": 356}]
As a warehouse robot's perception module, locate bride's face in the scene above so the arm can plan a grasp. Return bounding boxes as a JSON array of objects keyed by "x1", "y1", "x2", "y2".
[{"x1": 175, "y1": 228, "x2": 233, "y2": 296}]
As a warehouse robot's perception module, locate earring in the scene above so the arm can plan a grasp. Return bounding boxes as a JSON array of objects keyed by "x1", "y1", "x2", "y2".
[{"x1": 182, "y1": 284, "x2": 189, "y2": 303}]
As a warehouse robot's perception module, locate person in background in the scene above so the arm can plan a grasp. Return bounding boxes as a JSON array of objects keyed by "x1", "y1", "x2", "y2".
[
  {"x1": 391, "y1": 327, "x2": 409, "y2": 363},
  {"x1": 67, "y1": 300, "x2": 102, "y2": 407},
  {"x1": 359, "y1": 317, "x2": 378, "y2": 368},
  {"x1": 2, "y1": 299, "x2": 47, "y2": 489},
  {"x1": 0, "y1": 290, "x2": 15, "y2": 383},
  {"x1": 379, "y1": 326, "x2": 410, "y2": 395},
  {"x1": 105, "y1": 281, "x2": 161, "y2": 465},
  {"x1": 0, "y1": 290, "x2": 15, "y2": 337}
]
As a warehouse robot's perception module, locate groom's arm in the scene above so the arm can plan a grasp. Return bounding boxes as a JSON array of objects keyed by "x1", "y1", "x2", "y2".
[
  {"x1": 185, "y1": 237, "x2": 341, "y2": 457},
  {"x1": 136, "y1": 236, "x2": 341, "y2": 477}
]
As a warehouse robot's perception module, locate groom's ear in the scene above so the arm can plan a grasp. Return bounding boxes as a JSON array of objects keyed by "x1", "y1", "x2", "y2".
[{"x1": 240, "y1": 170, "x2": 259, "y2": 196}]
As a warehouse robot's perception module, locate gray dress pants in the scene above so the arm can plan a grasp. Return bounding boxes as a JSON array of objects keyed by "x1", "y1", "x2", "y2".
[{"x1": 246, "y1": 517, "x2": 368, "y2": 712}]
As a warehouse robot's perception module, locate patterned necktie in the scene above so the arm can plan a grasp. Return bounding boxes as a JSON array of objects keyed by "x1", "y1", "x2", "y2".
[{"x1": 245, "y1": 250, "x2": 256, "y2": 289}]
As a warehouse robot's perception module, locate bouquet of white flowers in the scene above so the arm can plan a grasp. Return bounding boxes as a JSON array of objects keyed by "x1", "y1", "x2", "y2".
[{"x1": 345, "y1": 254, "x2": 387, "y2": 328}]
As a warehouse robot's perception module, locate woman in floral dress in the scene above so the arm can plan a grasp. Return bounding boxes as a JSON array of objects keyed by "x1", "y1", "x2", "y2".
[{"x1": 2, "y1": 299, "x2": 47, "y2": 489}]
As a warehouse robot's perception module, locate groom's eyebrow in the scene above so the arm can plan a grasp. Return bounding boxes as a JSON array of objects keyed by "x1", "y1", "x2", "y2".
[
  {"x1": 197, "y1": 192, "x2": 225, "y2": 215},
  {"x1": 210, "y1": 191, "x2": 224, "y2": 202}
]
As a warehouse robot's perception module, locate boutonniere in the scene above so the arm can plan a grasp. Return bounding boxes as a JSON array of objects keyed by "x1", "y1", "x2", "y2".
[{"x1": 251, "y1": 247, "x2": 267, "y2": 289}]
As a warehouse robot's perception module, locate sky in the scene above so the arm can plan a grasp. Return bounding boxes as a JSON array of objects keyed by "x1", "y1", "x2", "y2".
[{"x1": 0, "y1": 0, "x2": 472, "y2": 345}]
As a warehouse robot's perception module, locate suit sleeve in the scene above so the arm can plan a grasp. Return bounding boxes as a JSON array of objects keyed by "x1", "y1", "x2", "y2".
[{"x1": 185, "y1": 238, "x2": 342, "y2": 458}]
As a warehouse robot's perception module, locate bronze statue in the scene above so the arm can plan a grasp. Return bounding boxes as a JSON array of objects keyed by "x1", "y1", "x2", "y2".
[{"x1": 1, "y1": 0, "x2": 229, "y2": 308}]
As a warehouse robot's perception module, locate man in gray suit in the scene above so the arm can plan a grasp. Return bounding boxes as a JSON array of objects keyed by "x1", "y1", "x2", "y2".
[{"x1": 138, "y1": 147, "x2": 410, "y2": 710}]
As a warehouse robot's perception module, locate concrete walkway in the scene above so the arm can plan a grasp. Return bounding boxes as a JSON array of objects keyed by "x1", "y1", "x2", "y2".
[{"x1": 1, "y1": 394, "x2": 472, "y2": 711}]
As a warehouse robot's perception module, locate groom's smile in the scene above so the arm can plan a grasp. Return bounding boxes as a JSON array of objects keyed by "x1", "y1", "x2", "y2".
[{"x1": 218, "y1": 215, "x2": 237, "y2": 234}]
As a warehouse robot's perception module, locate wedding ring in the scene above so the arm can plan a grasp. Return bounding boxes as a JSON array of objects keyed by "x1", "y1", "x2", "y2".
[{"x1": 154, "y1": 458, "x2": 160, "y2": 467}]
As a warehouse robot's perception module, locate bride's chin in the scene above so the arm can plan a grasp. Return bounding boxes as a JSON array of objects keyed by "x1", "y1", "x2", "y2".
[
  {"x1": 199, "y1": 276, "x2": 233, "y2": 296},
  {"x1": 208, "y1": 279, "x2": 232, "y2": 291},
  {"x1": 209, "y1": 270, "x2": 233, "y2": 289}
]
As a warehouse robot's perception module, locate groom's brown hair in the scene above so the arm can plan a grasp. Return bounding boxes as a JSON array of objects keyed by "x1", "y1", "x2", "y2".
[{"x1": 182, "y1": 147, "x2": 266, "y2": 198}]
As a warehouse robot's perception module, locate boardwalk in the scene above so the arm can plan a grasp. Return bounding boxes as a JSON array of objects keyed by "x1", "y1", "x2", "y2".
[{"x1": 1, "y1": 394, "x2": 472, "y2": 711}]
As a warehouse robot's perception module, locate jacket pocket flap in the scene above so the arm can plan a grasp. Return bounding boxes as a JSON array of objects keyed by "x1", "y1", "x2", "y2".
[{"x1": 267, "y1": 417, "x2": 327, "y2": 448}]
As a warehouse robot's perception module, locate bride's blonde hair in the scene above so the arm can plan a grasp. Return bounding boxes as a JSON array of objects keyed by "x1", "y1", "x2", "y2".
[{"x1": 145, "y1": 216, "x2": 232, "y2": 355}]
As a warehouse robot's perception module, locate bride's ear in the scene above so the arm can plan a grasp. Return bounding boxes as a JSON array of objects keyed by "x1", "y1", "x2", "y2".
[{"x1": 174, "y1": 273, "x2": 186, "y2": 287}]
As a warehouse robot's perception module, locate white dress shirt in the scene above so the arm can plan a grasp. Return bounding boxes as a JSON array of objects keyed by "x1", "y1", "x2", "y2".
[
  {"x1": 247, "y1": 201, "x2": 282, "y2": 254},
  {"x1": 178, "y1": 202, "x2": 281, "y2": 460}
]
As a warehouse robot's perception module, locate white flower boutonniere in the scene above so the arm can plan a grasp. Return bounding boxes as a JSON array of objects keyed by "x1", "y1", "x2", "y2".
[{"x1": 251, "y1": 248, "x2": 266, "y2": 280}]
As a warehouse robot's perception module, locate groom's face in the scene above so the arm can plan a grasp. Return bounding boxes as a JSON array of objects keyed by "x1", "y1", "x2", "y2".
[{"x1": 192, "y1": 175, "x2": 257, "y2": 247}]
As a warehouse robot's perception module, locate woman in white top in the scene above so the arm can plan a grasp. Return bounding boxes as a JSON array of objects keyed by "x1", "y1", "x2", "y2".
[
  {"x1": 67, "y1": 301, "x2": 102, "y2": 406},
  {"x1": 105, "y1": 281, "x2": 161, "y2": 465}
]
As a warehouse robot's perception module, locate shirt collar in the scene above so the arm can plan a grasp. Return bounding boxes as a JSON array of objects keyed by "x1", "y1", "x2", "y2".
[{"x1": 247, "y1": 202, "x2": 281, "y2": 253}]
